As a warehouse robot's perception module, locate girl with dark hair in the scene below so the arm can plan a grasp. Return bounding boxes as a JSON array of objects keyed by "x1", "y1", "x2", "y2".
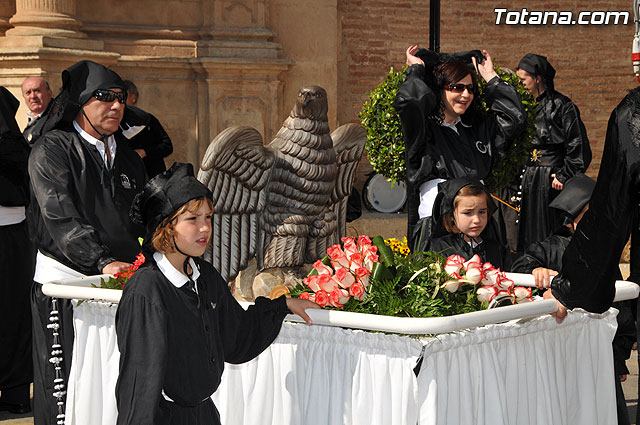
[
  {"x1": 393, "y1": 45, "x2": 526, "y2": 253},
  {"x1": 428, "y1": 178, "x2": 509, "y2": 270}
]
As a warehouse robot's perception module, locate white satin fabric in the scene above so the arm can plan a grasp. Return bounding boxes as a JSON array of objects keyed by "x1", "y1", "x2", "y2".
[{"x1": 64, "y1": 303, "x2": 618, "y2": 425}]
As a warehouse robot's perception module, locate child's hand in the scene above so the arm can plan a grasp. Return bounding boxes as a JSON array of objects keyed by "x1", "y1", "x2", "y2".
[
  {"x1": 286, "y1": 298, "x2": 321, "y2": 325},
  {"x1": 532, "y1": 267, "x2": 558, "y2": 289}
]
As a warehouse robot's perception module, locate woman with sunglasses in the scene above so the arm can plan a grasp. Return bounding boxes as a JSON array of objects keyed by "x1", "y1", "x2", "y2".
[{"x1": 394, "y1": 45, "x2": 526, "y2": 252}]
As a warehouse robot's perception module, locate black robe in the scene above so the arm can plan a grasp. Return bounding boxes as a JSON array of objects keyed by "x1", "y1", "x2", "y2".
[
  {"x1": 120, "y1": 105, "x2": 173, "y2": 178},
  {"x1": 518, "y1": 90, "x2": 591, "y2": 250},
  {"x1": 551, "y1": 88, "x2": 640, "y2": 313},
  {"x1": 393, "y1": 64, "x2": 526, "y2": 247},
  {"x1": 0, "y1": 86, "x2": 33, "y2": 404},
  {"x1": 115, "y1": 257, "x2": 290, "y2": 425},
  {"x1": 28, "y1": 124, "x2": 146, "y2": 275}
]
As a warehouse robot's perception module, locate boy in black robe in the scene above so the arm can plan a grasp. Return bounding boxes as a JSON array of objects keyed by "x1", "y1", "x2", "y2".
[
  {"x1": 28, "y1": 60, "x2": 146, "y2": 425},
  {"x1": 115, "y1": 163, "x2": 317, "y2": 424}
]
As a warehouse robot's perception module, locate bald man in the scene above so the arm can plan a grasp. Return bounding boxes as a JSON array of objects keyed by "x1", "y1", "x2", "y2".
[{"x1": 21, "y1": 77, "x2": 52, "y2": 144}]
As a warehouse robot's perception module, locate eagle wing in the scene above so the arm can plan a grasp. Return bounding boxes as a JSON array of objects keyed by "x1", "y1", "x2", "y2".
[
  {"x1": 198, "y1": 126, "x2": 275, "y2": 282},
  {"x1": 305, "y1": 123, "x2": 366, "y2": 260}
]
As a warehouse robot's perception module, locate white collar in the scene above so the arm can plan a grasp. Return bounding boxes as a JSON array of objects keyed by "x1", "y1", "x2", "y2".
[
  {"x1": 440, "y1": 116, "x2": 471, "y2": 134},
  {"x1": 73, "y1": 120, "x2": 117, "y2": 168},
  {"x1": 153, "y1": 252, "x2": 200, "y2": 290}
]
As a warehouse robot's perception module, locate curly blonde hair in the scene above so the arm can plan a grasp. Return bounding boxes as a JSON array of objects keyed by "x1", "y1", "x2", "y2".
[{"x1": 151, "y1": 197, "x2": 213, "y2": 253}]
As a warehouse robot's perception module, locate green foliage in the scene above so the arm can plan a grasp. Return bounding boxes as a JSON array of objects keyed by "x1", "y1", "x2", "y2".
[
  {"x1": 359, "y1": 67, "x2": 407, "y2": 183},
  {"x1": 359, "y1": 64, "x2": 538, "y2": 191}
]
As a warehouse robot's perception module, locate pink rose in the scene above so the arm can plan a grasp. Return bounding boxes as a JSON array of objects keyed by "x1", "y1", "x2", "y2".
[
  {"x1": 314, "y1": 290, "x2": 329, "y2": 307},
  {"x1": 318, "y1": 273, "x2": 337, "y2": 293},
  {"x1": 341, "y1": 237, "x2": 358, "y2": 257},
  {"x1": 327, "y1": 245, "x2": 350, "y2": 269},
  {"x1": 442, "y1": 279, "x2": 461, "y2": 293},
  {"x1": 354, "y1": 267, "x2": 370, "y2": 287},
  {"x1": 477, "y1": 285, "x2": 497, "y2": 303},
  {"x1": 495, "y1": 274, "x2": 514, "y2": 292},
  {"x1": 304, "y1": 275, "x2": 322, "y2": 293},
  {"x1": 514, "y1": 286, "x2": 532, "y2": 302},
  {"x1": 356, "y1": 235, "x2": 372, "y2": 248},
  {"x1": 482, "y1": 267, "x2": 499, "y2": 286},
  {"x1": 445, "y1": 255, "x2": 465, "y2": 276},
  {"x1": 332, "y1": 266, "x2": 356, "y2": 289},
  {"x1": 349, "y1": 280, "x2": 366, "y2": 301},
  {"x1": 328, "y1": 288, "x2": 350, "y2": 308},
  {"x1": 360, "y1": 243, "x2": 378, "y2": 259},
  {"x1": 464, "y1": 254, "x2": 482, "y2": 270},
  {"x1": 363, "y1": 253, "x2": 379, "y2": 270},
  {"x1": 349, "y1": 252, "x2": 365, "y2": 272},
  {"x1": 464, "y1": 264, "x2": 483, "y2": 285},
  {"x1": 298, "y1": 292, "x2": 311, "y2": 300},
  {"x1": 312, "y1": 260, "x2": 334, "y2": 276}
]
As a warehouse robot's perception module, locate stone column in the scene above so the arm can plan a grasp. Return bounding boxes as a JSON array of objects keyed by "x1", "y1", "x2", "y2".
[{"x1": 6, "y1": 0, "x2": 85, "y2": 38}]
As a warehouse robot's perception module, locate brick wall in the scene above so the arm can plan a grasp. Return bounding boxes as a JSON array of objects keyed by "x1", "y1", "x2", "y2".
[{"x1": 339, "y1": 0, "x2": 634, "y2": 188}]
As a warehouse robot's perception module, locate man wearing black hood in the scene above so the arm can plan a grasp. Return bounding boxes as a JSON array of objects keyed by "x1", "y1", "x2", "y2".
[
  {"x1": 0, "y1": 87, "x2": 33, "y2": 414},
  {"x1": 28, "y1": 60, "x2": 146, "y2": 425},
  {"x1": 516, "y1": 53, "x2": 592, "y2": 251}
]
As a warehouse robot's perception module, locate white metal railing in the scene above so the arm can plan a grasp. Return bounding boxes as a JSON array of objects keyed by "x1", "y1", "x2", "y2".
[{"x1": 41, "y1": 274, "x2": 640, "y2": 335}]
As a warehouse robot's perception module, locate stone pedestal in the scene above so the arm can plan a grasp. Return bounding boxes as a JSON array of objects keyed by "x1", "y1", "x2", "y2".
[{"x1": 7, "y1": 0, "x2": 84, "y2": 38}]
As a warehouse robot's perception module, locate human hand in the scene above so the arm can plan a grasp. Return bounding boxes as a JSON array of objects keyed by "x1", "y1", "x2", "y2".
[
  {"x1": 405, "y1": 45, "x2": 424, "y2": 67},
  {"x1": 286, "y1": 298, "x2": 321, "y2": 325},
  {"x1": 532, "y1": 267, "x2": 558, "y2": 289},
  {"x1": 472, "y1": 50, "x2": 498, "y2": 83},
  {"x1": 543, "y1": 289, "x2": 568, "y2": 323},
  {"x1": 102, "y1": 261, "x2": 133, "y2": 275},
  {"x1": 620, "y1": 374, "x2": 628, "y2": 382},
  {"x1": 550, "y1": 174, "x2": 564, "y2": 190},
  {"x1": 135, "y1": 149, "x2": 147, "y2": 159}
]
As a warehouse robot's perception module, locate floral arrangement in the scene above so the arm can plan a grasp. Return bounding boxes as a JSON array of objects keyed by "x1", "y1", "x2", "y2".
[
  {"x1": 97, "y1": 253, "x2": 146, "y2": 290},
  {"x1": 289, "y1": 236, "x2": 533, "y2": 317}
]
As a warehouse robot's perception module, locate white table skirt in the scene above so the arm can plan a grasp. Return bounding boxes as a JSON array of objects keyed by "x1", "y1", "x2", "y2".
[{"x1": 65, "y1": 302, "x2": 618, "y2": 425}]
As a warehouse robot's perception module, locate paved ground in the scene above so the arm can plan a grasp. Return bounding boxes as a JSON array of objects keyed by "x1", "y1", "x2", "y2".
[{"x1": 1, "y1": 353, "x2": 639, "y2": 424}]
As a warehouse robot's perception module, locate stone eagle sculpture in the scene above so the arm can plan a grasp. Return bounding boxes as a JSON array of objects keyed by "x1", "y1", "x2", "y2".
[{"x1": 197, "y1": 86, "x2": 366, "y2": 282}]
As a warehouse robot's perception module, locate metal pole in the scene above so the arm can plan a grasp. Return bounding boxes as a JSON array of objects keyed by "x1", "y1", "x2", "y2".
[{"x1": 429, "y1": 0, "x2": 440, "y2": 52}]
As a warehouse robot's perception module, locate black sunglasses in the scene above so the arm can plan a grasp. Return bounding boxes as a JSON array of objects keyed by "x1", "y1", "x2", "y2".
[
  {"x1": 444, "y1": 83, "x2": 474, "y2": 94},
  {"x1": 93, "y1": 89, "x2": 127, "y2": 104}
]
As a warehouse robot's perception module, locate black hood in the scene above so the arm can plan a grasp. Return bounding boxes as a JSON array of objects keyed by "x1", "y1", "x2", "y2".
[
  {"x1": 414, "y1": 48, "x2": 485, "y2": 69},
  {"x1": 129, "y1": 162, "x2": 211, "y2": 250},
  {"x1": 517, "y1": 53, "x2": 556, "y2": 92},
  {"x1": 0, "y1": 86, "x2": 21, "y2": 136},
  {"x1": 549, "y1": 173, "x2": 595, "y2": 220},
  {"x1": 431, "y1": 177, "x2": 496, "y2": 238}
]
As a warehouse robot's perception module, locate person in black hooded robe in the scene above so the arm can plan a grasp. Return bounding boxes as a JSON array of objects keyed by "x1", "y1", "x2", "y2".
[
  {"x1": 0, "y1": 87, "x2": 34, "y2": 414},
  {"x1": 516, "y1": 53, "x2": 592, "y2": 251},
  {"x1": 393, "y1": 45, "x2": 526, "y2": 253},
  {"x1": 514, "y1": 174, "x2": 634, "y2": 425},
  {"x1": 28, "y1": 60, "x2": 146, "y2": 425},
  {"x1": 427, "y1": 178, "x2": 510, "y2": 270},
  {"x1": 115, "y1": 163, "x2": 318, "y2": 425}
]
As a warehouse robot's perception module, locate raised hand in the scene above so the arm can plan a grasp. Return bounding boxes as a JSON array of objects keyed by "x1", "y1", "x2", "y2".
[{"x1": 405, "y1": 45, "x2": 424, "y2": 67}]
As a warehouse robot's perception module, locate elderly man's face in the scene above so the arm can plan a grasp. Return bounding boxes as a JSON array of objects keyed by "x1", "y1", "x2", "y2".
[
  {"x1": 22, "y1": 77, "x2": 52, "y2": 115},
  {"x1": 77, "y1": 88, "x2": 126, "y2": 138}
]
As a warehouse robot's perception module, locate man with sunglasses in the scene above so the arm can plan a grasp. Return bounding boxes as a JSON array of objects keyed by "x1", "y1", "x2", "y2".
[
  {"x1": 516, "y1": 53, "x2": 592, "y2": 252},
  {"x1": 27, "y1": 60, "x2": 146, "y2": 425}
]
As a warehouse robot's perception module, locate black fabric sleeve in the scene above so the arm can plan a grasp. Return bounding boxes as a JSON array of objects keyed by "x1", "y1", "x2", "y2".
[
  {"x1": 510, "y1": 240, "x2": 555, "y2": 274},
  {"x1": 143, "y1": 115, "x2": 173, "y2": 159},
  {"x1": 116, "y1": 292, "x2": 168, "y2": 425},
  {"x1": 483, "y1": 76, "x2": 527, "y2": 155},
  {"x1": 28, "y1": 138, "x2": 114, "y2": 272},
  {"x1": 555, "y1": 101, "x2": 591, "y2": 183},
  {"x1": 393, "y1": 64, "x2": 438, "y2": 187},
  {"x1": 0, "y1": 133, "x2": 30, "y2": 206},
  {"x1": 551, "y1": 102, "x2": 638, "y2": 313},
  {"x1": 215, "y1": 269, "x2": 289, "y2": 364}
]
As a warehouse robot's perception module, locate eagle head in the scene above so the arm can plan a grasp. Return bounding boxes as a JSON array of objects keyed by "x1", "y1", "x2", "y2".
[{"x1": 293, "y1": 86, "x2": 328, "y2": 121}]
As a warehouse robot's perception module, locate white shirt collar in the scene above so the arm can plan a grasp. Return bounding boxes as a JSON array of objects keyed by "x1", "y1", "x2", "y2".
[
  {"x1": 440, "y1": 116, "x2": 471, "y2": 134},
  {"x1": 73, "y1": 120, "x2": 117, "y2": 168},
  {"x1": 153, "y1": 252, "x2": 201, "y2": 290}
]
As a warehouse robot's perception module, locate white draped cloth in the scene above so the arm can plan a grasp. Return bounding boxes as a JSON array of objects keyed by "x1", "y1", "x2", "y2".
[{"x1": 64, "y1": 303, "x2": 618, "y2": 425}]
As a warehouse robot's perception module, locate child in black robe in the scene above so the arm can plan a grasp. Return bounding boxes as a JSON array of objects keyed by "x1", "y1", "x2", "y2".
[
  {"x1": 115, "y1": 163, "x2": 318, "y2": 425},
  {"x1": 427, "y1": 178, "x2": 510, "y2": 270},
  {"x1": 511, "y1": 173, "x2": 635, "y2": 425}
]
